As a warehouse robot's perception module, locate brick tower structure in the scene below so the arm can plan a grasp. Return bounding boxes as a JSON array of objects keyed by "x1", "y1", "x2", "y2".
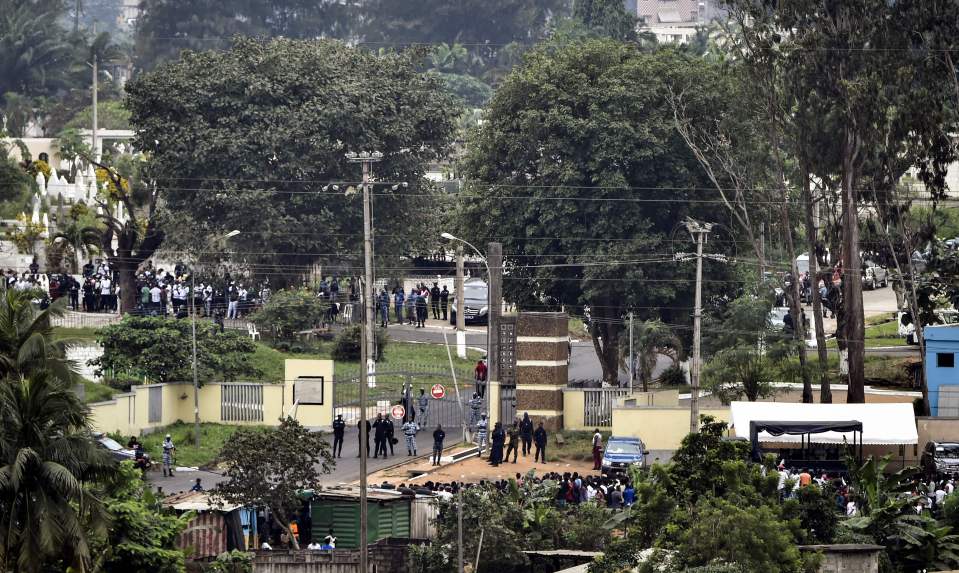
[{"x1": 514, "y1": 312, "x2": 568, "y2": 431}]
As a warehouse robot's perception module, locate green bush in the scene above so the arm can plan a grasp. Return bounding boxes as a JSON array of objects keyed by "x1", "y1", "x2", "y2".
[
  {"x1": 251, "y1": 288, "x2": 328, "y2": 341},
  {"x1": 331, "y1": 325, "x2": 387, "y2": 361},
  {"x1": 92, "y1": 316, "x2": 260, "y2": 384},
  {"x1": 657, "y1": 364, "x2": 687, "y2": 386}
]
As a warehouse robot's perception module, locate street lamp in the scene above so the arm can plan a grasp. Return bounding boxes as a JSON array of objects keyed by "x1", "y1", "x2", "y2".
[
  {"x1": 191, "y1": 230, "x2": 240, "y2": 448},
  {"x1": 440, "y1": 233, "x2": 492, "y2": 410}
]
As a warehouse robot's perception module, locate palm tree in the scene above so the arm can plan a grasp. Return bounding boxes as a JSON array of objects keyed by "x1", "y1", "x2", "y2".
[
  {"x1": 619, "y1": 319, "x2": 684, "y2": 392},
  {"x1": 0, "y1": 372, "x2": 114, "y2": 572},
  {"x1": 0, "y1": 286, "x2": 76, "y2": 382},
  {"x1": 49, "y1": 220, "x2": 101, "y2": 273}
]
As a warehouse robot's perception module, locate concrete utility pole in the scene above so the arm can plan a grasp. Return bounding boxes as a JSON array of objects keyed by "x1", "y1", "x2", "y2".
[
  {"x1": 628, "y1": 311, "x2": 634, "y2": 393},
  {"x1": 458, "y1": 488, "x2": 464, "y2": 573},
  {"x1": 346, "y1": 150, "x2": 383, "y2": 573},
  {"x1": 675, "y1": 220, "x2": 725, "y2": 434},
  {"x1": 487, "y1": 242, "x2": 502, "y2": 417},
  {"x1": 91, "y1": 21, "x2": 98, "y2": 162},
  {"x1": 190, "y1": 230, "x2": 239, "y2": 448},
  {"x1": 456, "y1": 246, "x2": 466, "y2": 359}
]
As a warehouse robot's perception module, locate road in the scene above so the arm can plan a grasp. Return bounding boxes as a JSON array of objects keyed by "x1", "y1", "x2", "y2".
[{"x1": 147, "y1": 427, "x2": 444, "y2": 494}]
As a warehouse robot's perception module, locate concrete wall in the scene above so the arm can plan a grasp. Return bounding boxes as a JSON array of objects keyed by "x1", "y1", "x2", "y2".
[
  {"x1": 564, "y1": 390, "x2": 586, "y2": 430},
  {"x1": 285, "y1": 359, "x2": 335, "y2": 429},
  {"x1": 89, "y1": 359, "x2": 334, "y2": 435},
  {"x1": 799, "y1": 544, "x2": 883, "y2": 573},
  {"x1": 611, "y1": 406, "x2": 731, "y2": 450}
]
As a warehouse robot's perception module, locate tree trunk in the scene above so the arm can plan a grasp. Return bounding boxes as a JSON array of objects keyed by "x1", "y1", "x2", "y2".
[
  {"x1": 588, "y1": 303, "x2": 622, "y2": 386},
  {"x1": 781, "y1": 192, "x2": 811, "y2": 403},
  {"x1": 841, "y1": 130, "x2": 866, "y2": 403},
  {"x1": 801, "y1": 158, "x2": 832, "y2": 403}
]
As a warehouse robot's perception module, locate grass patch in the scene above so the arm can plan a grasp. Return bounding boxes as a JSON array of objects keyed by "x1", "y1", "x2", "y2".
[
  {"x1": 827, "y1": 319, "x2": 906, "y2": 348},
  {"x1": 138, "y1": 421, "x2": 267, "y2": 469},
  {"x1": 865, "y1": 312, "x2": 897, "y2": 326},
  {"x1": 54, "y1": 326, "x2": 101, "y2": 341},
  {"x1": 251, "y1": 338, "x2": 481, "y2": 389},
  {"x1": 569, "y1": 318, "x2": 588, "y2": 340},
  {"x1": 552, "y1": 430, "x2": 606, "y2": 462},
  {"x1": 81, "y1": 378, "x2": 117, "y2": 403}
]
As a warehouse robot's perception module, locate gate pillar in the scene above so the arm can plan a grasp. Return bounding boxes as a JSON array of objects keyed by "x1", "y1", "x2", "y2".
[{"x1": 514, "y1": 312, "x2": 568, "y2": 432}]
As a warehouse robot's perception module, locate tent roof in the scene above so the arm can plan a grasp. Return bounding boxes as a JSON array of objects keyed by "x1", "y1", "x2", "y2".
[{"x1": 730, "y1": 401, "x2": 918, "y2": 445}]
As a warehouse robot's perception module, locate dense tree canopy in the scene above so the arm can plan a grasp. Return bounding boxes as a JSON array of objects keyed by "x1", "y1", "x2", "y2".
[
  {"x1": 126, "y1": 37, "x2": 461, "y2": 285},
  {"x1": 459, "y1": 39, "x2": 736, "y2": 382}
]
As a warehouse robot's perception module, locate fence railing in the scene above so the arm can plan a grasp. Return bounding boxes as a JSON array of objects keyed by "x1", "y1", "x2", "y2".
[{"x1": 583, "y1": 388, "x2": 630, "y2": 427}]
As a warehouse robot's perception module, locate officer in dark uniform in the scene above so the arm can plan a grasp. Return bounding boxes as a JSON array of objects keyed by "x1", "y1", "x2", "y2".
[{"x1": 332, "y1": 415, "x2": 345, "y2": 458}]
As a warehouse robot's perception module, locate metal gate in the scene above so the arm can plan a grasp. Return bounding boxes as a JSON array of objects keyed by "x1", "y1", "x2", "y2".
[
  {"x1": 148, "y1": 386, "x2": 162, "y2": 423},
  {"x1": 221, "y1": 383, "x2": 264, "y2": 422},
  {"x1": 500, "y1": 384, "x2": 516, "y2": 423},
  {"x1": 333, "y1": 365, "x2": 473, "y2": 429}
]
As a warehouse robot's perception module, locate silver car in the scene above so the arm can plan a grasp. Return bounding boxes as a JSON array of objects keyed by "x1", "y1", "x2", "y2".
[{"x1": 862, "y1": 261, "x2": 888, "y2": 290}]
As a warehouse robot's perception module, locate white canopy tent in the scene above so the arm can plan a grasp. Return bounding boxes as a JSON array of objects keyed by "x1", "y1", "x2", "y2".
[{"x1": 730, "y1": 401, "x2": 918, "y2": 446}]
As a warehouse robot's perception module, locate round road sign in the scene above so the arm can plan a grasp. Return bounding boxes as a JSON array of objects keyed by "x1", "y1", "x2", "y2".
[
  {"x1": 390, "y1": 404, "x2": 405, "y2": 420},
  {"x1": 430, "y1": 383, "x2": 446, "y2": 400}
]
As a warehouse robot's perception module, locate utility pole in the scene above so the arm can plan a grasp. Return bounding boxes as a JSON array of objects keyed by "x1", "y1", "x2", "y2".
[
  {"x1": 457, "y1": 487, "x2": 464, "y2": 573},
  {"x1": 675, "y1": 220, "x2": 724, "y2": 434},
  {"x1": 91, "y1": 21, "x2": 98, "y2": 162},
  {"x1": 74, "y1": 0, "x2": 81, "y2": 34},
  {"x1": 346, "y1": 150, "x2": 382, "y2": 573},
  {"x1": 487, "y1": 242, "x2": 502, "y2": 418},
  {"x1": 628, "y1": 311, "x2": 634, "y2": 393},
  {"x1": 456, "y1": 246, "x2": 466, "y2": 359}
]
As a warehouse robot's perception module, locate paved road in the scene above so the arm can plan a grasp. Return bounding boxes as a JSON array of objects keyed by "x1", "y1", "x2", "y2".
[{"x1": 146, "y1": 427, "x2": 445, "y2": 494}]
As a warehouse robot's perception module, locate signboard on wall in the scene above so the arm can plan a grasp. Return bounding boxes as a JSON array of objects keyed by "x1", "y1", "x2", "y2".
[{"x1": 294, "y1": 376, "x2": 325, "y2": 405}]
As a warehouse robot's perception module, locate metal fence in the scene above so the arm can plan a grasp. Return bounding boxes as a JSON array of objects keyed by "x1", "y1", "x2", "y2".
[
  {"x1": 583, "y1": 388, "x2": 630, "y2": 428},
  {"x1": 333, "y1": 364, "x2": 474, "y2": 428},
  {"x1": 221, "y1": 383, "x2": 265, "y2": 422}
]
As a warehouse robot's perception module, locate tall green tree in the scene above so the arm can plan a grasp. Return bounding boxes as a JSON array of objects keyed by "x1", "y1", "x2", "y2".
[
  {"x1": 572, "y1": 0, "x2": 637, "y2": 41},
  {"x1": 459, "y1": 39, "x2": 732, "y2": 383},
  {"x1": 0, "y1": 1, "x2": 73, "y2": 96},
  {"x1": 214, "y1": 417, "x2": 333, "y2": 550},
  {"x1": 0, "y1": 286, "x2": 75, "y2": 382},
  {"x1": 126, "y1": 37, "x2": 460, "y2": 287},
  {"x1": 726, "y1": 0, "x2": 959, "y2": 405},
  {"x1": 134, "y1": 0, "x2": 357, "y2": 70},
  {"x1": 0, "y1": 372, "x2": 114, "y2": 572},
  {"x1": 618, "y1": 319, "x2": 682, "y2": 392}
]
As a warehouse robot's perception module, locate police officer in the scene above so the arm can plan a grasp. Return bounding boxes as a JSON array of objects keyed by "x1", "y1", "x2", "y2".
[
  {"x1": 476, "y1": 413, "x2": 489, "y2": 457},
  {"x1": 402, "y1": 418, "x2": 419, "y2": 456},
  {"x1": 332, "y1": 414, "x2": 345, "y2": 458}
]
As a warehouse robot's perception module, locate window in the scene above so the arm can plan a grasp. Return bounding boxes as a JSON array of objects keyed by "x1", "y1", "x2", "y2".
[{"x1": 938, "y1": 353, "x2": 956, "y2": 368}]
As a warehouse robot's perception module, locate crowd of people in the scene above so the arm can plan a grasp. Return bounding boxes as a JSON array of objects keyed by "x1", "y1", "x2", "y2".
[{"x1": 375, "y1": 281, "x2": 450, "y2": 328}]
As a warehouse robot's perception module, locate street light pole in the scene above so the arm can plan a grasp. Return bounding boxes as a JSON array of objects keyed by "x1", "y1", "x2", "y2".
[
  {"x1": 191, "y1": 230, "x2": 239, "y2": 448},
  {"x1": 346, "y1": 150, "x2": 382, "y2": 573},
  {"x1": 440, "y1": 233, "x2": 492, "y2": 406}
]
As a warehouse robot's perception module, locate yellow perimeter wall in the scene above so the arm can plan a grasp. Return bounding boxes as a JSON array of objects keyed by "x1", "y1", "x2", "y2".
[
  {"x1": 564, "y1": 389, "x2": 681, "y2": 431},
  {"x1": 611, "y1": 407, "x2": 732, "y2": 450},
  {"x1": 89, "y1": 359, "x2": 334, "y2": 435}
]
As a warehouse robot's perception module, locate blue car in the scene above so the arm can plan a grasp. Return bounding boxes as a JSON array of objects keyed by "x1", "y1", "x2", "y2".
[{"x1": 601, "y1": 436, "x2": 649, "y2": 476}]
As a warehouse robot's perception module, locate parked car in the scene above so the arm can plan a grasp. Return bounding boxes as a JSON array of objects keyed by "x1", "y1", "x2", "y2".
[
  {"x1": 94, "y1": 432, "x2": 152, "y2": 472},
  {"x1": 449, "y1": 278, "x2": 488, "y2": 325},
  {"x1": 862, "y1": 261, "x2": 888, "y2": 290},
  {"x1": 601, "y1": 436, "x2": 649, "y2": 476},
  {"x1": 922, "y1": 441, "x2": 959, "y2": 479}
]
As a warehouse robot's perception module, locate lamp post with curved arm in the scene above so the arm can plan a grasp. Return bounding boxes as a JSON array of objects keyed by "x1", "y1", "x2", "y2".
[{"x1": 440, "y1": 232, "x2": 493, "y2": 416}]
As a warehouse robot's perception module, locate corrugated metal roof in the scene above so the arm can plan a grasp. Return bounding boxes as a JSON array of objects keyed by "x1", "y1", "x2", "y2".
[{"x1": 162, "y1": 491, "x2": 240, "y2": 512}]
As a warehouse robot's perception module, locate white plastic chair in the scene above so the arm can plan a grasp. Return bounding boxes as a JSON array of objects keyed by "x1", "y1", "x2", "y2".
[{"x1": 248, "y1": 322, "x2": 261, "y2": 341}]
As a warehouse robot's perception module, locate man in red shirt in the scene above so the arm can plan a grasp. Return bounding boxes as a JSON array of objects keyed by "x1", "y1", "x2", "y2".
[{"x1": 474, "y1": 358, "x2": 488, "y2": 397}]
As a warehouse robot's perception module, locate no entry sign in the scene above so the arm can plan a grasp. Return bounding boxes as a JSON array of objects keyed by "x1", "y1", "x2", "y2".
[
  {"x1": 430, "y1": 383, "x2": 446, "y2": 400},
  {"x1": 390, "y1": 404, "x2": 405, "y2": 420}
]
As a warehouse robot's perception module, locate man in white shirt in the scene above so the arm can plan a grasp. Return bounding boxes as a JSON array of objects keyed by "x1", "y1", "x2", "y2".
[
  {"x1": 592, "y1": 429, "x2": 603, "y2": 471},
  {"x1": 150, "y1": 283, "x2": 162, "y2": 315},
  {"x1": 100, "y1": 276, "x2": 112, "y2": 312}
]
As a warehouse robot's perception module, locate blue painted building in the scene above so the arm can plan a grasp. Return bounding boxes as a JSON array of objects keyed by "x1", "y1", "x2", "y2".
[{"x1": 926, "y1": 325, "x2": 959, "y2": 416}]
